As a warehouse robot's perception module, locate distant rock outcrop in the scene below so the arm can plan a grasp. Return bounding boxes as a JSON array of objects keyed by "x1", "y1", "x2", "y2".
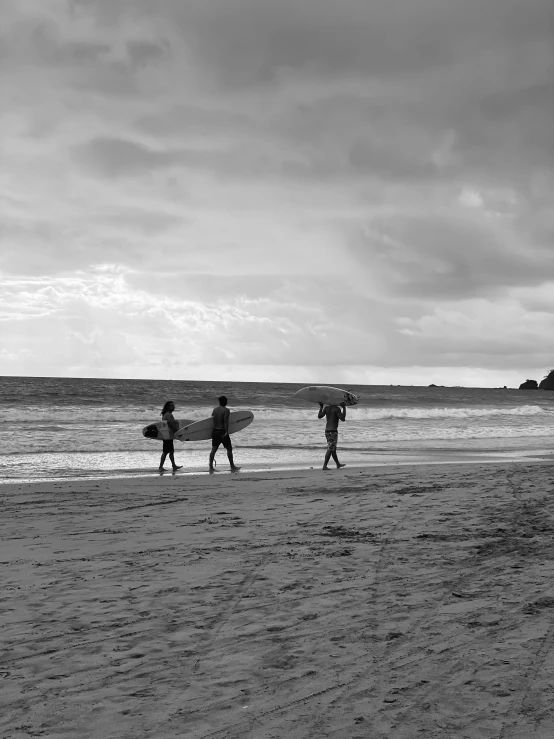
[
  {"x1": 519, "y1": 379, "x2": 538, "y2": 389},
  {"x1": 539, "y1": 369, "x2": 554, "y2": 391}
]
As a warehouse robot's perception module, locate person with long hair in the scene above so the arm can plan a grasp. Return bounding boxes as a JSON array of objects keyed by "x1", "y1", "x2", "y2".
[{"x1": 159, "y1": 400, "x2": 183, "y2": 473}]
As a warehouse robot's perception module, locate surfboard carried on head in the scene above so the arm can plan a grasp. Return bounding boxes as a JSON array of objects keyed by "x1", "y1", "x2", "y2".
[
  {"x1": 174, "y1": 410, "x2": 254, "y2": 443},
  {"x1": 142, "y1": 419, "x2": 194, "y2": 441},
  {"x1": 294, "y1": 386, "x2": 359, "y2": 407}
]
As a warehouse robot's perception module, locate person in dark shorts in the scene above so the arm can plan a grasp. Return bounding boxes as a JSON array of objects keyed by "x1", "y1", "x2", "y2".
[
  {"x1": 159, "y1": 400, "x2": 183, "y2": 473},
  {"x1": 318, "y1": 402, "x2": 346, "y2": 470},
  {"x1": 209, "y1": 396, "x2": 240, "y2": 473}
]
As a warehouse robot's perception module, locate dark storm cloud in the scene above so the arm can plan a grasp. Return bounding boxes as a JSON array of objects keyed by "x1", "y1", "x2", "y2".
[
  {"x1": 136, "y1": 104, "x2": 254, "y2": 138},
  {"x1": 92, "y1": 0, "x2": 552, "y2": 191},
  {"x1": 0, "y1": 15, "x2": 109, "y2": 67},
  {"x1": 126, "y1": 39, "x2": 169, "y2": 67},
  {"x1": 172, "y1": 0, "x2": 554, "y2": 83},
  {"x1": 348, "y1": 141, "x2": 438, "y2": 182},
  {"x1": 73, "y1": 137, "x2": 178, "y2": 177},
  {"x1": 2, "y1": 0, "x2": 554, "y2": 382},
  {"x1": 351, "y1": 212, "x2": 554, "y2": 300},
  {"x1": 166, "y1": 0, "x2": 554, "y2": 182},
  {"x1": 73, "y1": 135, "x2": 294, "y2": 179}
]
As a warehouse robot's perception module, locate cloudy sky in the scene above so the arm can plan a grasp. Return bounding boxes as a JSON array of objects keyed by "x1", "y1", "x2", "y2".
[{"x1": 1, "y1": 0, "x2": 553, "y2": 386}]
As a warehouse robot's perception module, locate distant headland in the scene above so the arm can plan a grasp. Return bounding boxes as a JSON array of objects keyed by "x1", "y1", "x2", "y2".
[{"x1": 519, "y1": 369, "x2": 554, "y2": 390}]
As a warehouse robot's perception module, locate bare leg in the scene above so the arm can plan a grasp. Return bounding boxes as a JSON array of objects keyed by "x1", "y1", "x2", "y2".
[
  {"x1": 209, "y1": 446, "x2": 217, "y2": 472},
  {"x1": 227, "y1": 448, "x2": 240, "y2": 471},
  {"x1": 323, "y1": 450, "x2": 332, "y2": 469},
  {"x1": 169, "y1": 452, "x2": 182, "y2": 471},
  {"x1": 159, "y1": 452, "x2": 168, "y2": 471},
  {"x1": 331, "y1": 451, "x2": 345, "y2": 469}
]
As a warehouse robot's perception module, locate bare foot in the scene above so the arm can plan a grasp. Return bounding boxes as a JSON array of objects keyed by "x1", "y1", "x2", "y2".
[
  {"x1": 172, "y1": 466, "x2": 183, "y2": 471},
  {"x1": 158, "y1": 467, "x2": 166, "y2": 473},
  {"x1": 337, "y1": 463, "x2": 346, "y2": 469},
  {"x1": 231, "y1": 466, "x2": 241, "y2": 472},
  {"x1": 209, "y1": 468, "x2": 216, "y2": 474},
  {"x1": 322, "y1": 466, "x2": 330, "y2": 471}
]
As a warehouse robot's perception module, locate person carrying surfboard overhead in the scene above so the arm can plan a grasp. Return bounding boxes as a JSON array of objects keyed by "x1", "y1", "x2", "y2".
[
  {"x1": 158, "y1": 401, "x2": 183, "y2": 473},
  {"x1": 209, "y1": 396, "x2": 241, "y2": 473},
  {"x1": 318, "y1": 402, "x2": 347, "y2": 470}
]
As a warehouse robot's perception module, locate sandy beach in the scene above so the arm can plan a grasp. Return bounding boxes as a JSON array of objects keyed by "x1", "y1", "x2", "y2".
[{"x1": 2, "y1": 461, "x2": 554, "y2": 739}]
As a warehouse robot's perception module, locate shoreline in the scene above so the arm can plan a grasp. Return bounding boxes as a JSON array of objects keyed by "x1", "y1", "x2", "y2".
[
  {"x1": 3, "y1": 461, "x2": 554, "y2": 737},
  {"x1": 1, "y1": 447, "x2": 553, "y2": 486}
]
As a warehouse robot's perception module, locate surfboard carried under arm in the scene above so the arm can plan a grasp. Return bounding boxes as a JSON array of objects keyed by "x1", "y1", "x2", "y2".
[
  {"x1": 174, "y1": 411, "x2": 254, "y2": 442},
  {"x1": 142, "y1": 419, "x2": 194, "y2": 441}
]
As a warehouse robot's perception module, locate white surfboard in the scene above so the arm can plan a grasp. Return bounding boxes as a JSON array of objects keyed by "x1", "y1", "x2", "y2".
[
  {"x1": 142, "y1": 419, "x2": 194, "y2": 441},
  {"x1": 294, "y1": 386, "x2": 359, "y2": 406},
  {"x1": 174, "y1": 411, "x2": 254, "y2": 442}
]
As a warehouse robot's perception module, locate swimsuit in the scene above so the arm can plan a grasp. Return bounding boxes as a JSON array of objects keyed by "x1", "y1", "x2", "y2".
[
  {"x1": 162, "y1": 411, "x2": 176, "y2": 453},
  {"x1": 325, "y1": 430, "x2": 338, "y2": 451},
  {"x1": 212, "y1": 428, "x2": 232, "y2": 450}
]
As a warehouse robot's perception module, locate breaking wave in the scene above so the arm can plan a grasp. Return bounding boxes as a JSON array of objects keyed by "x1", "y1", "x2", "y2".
[{"x1": 4, "y1": 404, "x2": 550, "y2": 424}]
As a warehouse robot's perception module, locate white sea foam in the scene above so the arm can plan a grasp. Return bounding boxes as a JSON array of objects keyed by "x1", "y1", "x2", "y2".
[
  {"x1": 6, "y1": 403, "x2": 550, "y2": 424},
  {"x1": 2, "y1": 377, "x2": 553, "y2": 483},
  {"x1": 344, "y1": 405, "x2": 549, "y2": 421},
  {"x1": 246, "y1": 405, "x2": 549, "y2": 421}
]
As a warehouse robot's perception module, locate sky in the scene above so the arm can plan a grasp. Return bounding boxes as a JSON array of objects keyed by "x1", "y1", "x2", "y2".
[{"x1": 1, "y1": 0, "x2": 553, "y2": 387}]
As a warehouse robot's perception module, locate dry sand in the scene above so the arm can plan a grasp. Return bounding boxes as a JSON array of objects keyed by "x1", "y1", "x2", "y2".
[{"x1": 2, "y1": 462, "x2": 554, "y2": 739}]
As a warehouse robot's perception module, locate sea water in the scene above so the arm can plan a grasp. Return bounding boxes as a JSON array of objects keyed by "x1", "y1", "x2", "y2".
[{"x1": 0, "y1": 376, "x2": 553, "y2": 483}]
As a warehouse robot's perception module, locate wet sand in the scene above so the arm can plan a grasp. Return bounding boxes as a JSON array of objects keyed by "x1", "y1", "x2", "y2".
[{"x1": 2, "y1": 461, "x2": 554, "y2": 738}]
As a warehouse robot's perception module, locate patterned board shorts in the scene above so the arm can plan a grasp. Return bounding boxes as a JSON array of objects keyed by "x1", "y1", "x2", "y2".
[{"x1": 325, "y1": 430, "x2": 339, "y2": 451}]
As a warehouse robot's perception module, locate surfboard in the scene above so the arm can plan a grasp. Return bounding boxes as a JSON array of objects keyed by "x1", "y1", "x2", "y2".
[
  {"x1": 174, "y1": 411, "x2": 254, "y2": 443},
  {"x1": 294, "y1": 386, "x2": 359, "y2": 406},
  {"x1": 142, "y1": 419, "x2": 194, "y2": 441}
]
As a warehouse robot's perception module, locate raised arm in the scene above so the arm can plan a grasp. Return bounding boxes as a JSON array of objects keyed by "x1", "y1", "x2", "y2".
[
  {"x1": 339, "y1": 402, "x2": 346, "y2": 422},
  {"x1": 317, "y1": 402, "x2": 326, "y2": 419}
]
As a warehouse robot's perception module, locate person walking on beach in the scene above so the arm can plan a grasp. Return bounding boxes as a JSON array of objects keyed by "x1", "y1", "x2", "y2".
[
  {"x1": 159, "y1": 401, "x2": 183, "y2": 473},
  {"x1": 209, "y1": 396, "x2": 241, "y2": 473},
  {"x1": 318, "y1": 402, "x2": 346, "y2": 470}
]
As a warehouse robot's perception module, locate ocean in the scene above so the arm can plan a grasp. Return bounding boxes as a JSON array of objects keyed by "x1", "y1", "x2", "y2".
[{"x1": 1, "y1": 376, "x2": 553, "y2": 483}]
